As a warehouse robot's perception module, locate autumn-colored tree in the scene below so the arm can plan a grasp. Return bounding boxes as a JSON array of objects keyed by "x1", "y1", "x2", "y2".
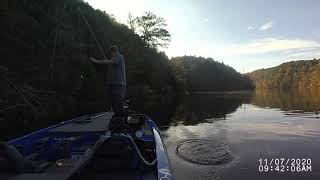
[{"x1": 249, "y1": 59, "x2": 320, "y2": 89}]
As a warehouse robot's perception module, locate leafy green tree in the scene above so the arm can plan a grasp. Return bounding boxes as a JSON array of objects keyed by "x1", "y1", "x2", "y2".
[
  {"x1": 131, "y1": 11, "x2": 171, "y2": 49},
  {"x1": 127, "y1": 12, "x2": 137, "y2": 32}
]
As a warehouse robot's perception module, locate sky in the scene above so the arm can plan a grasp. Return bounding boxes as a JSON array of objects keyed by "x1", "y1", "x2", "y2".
[{"x1": 85, "y1": 0, "x2": 320, "y2": 72}]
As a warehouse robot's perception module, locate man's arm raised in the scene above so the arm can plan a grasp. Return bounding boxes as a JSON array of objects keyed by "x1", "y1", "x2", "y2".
[{"x1": 90, "y1": 57, "x2": 114, "y2": 64}]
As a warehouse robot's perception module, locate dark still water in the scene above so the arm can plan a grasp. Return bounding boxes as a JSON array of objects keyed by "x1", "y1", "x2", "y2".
[
  {"x1": 137, "y1": 89, "x2": 320, "y2": 180},
  {"x1": 1, "y1": 89, "x2": 320, "y2": 179}
]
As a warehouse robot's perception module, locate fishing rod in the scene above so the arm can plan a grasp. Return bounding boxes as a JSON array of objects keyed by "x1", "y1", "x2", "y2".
[
  {"x1": 78, "y1": 7, "x2": 107, "y2": 81},
  {"x1": 78, "y1": 7, "x2": 112, "y2": 112},
  {"x1": 78, "y1": 7, "x2": 107, "y2": 60}
]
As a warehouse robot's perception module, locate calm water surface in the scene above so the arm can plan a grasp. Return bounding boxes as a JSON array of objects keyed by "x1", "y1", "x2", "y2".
[
  {"x1": 139, "y1": 89, "x2": 320, "y2": 180},
  {"x1": 2, "y1": 89, "x2": 320, "y2": 179}
]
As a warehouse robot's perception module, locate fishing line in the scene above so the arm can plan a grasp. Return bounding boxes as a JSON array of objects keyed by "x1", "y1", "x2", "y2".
[
  {"x1": 78, "y1": 7, "x2": 107, "y2": 60},
  {"x1": 78, "y1": 7, "x2": 112, "y2": 112}
]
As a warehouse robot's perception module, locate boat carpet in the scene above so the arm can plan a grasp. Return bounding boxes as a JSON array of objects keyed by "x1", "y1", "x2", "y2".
[{"x1": 49, "y1": 112, "x2": 114, "y2": 133}]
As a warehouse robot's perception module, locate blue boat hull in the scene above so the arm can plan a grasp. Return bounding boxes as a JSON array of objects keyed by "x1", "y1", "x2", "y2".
[{"x1": 1, "y1": 112, "x2": 173, "y2": 180}]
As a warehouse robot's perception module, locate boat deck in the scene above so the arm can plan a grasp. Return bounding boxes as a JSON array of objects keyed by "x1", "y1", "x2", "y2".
[
  {"x1": 1, "y1": 112, "x2": 165, "y2": 180},
  {"x1": 49, "y1": 112, "x2": 114, "y2": 133}
]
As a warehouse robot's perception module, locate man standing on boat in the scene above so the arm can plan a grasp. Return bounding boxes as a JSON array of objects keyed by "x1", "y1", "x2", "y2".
[{"x1": 90, "y1": 45, "x2": 126, "y2": 116}]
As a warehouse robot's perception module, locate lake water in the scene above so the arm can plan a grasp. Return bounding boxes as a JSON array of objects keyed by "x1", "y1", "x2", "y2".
[
  {"x1": 137, "y1": 89, "x2": 320, "y2": 180},
  {"x1": 1, "y1": 89, "x2": 320, "y2": 179}
]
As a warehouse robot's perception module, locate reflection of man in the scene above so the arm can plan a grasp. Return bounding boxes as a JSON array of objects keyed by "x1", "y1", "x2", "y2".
[{"x1": 90, "y1": 45, "x2": 126, "y2": 116}]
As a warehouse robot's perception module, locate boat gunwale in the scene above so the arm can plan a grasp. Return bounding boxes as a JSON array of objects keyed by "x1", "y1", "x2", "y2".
[{"x1": 8, "y1": 115, "x2": 90, "y2": 144}]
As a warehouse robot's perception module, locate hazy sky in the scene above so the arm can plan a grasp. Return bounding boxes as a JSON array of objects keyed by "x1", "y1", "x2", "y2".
[{"x1": 85, "y1": 0, "x2": 320, "y2": 72}]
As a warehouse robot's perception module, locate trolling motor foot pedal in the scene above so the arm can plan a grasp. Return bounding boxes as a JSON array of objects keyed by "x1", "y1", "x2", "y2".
[{"x1": 109, "y1": 115, "x2": 128, "y2": 133}]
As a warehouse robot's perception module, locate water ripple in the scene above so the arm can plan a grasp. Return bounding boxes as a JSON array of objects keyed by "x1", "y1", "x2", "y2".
[{"x1": 176, "y1": 139, "x2": 233, "y2": 165}]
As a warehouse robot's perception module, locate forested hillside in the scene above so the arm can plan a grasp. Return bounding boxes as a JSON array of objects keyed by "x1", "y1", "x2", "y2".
[
  {"x1": 249, "y1": 59, "x2": 320, "y2": 89},
  {"x1": 170, "y1": 56, "x2": 253, "y2": 92},
  {"x1": 0, "y1": 0, "x2": 253, "y2": 139},
  {"x1": 0, "y1": 0, "x2": 177, "y2": 137}
]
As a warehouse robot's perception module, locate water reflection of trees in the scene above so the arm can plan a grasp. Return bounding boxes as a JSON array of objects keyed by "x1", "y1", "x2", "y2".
[
  {"x1": 134, "y1": 93, "x2": 252, "y2": 128},
  {"x1": 251, "y1": 88, "x2": 320, "y2": 111},
  {"x1": 173, "y1": 93, "x2": 251, "y2": 125},
  {"x1": 131, "y1": 94, "x2": 178, "y2": 128}
]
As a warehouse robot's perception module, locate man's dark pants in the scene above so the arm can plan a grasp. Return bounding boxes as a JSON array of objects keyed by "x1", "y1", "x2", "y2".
[{"x1": 107, "y1": 84, "x2": 126, "y2": 116}]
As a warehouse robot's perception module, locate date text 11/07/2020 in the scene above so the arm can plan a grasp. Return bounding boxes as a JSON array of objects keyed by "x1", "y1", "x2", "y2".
[{"x1": 258, "y1": 158, "x2": 312, "y2": 172}]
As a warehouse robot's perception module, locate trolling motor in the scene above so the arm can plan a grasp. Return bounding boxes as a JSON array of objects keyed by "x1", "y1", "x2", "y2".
[
  {"x1": 109, "y1": 99, "x2": 131, "y2": 132},
  {"x1": 109, "y1": 99, "x2": 145, "y2": 134}
]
